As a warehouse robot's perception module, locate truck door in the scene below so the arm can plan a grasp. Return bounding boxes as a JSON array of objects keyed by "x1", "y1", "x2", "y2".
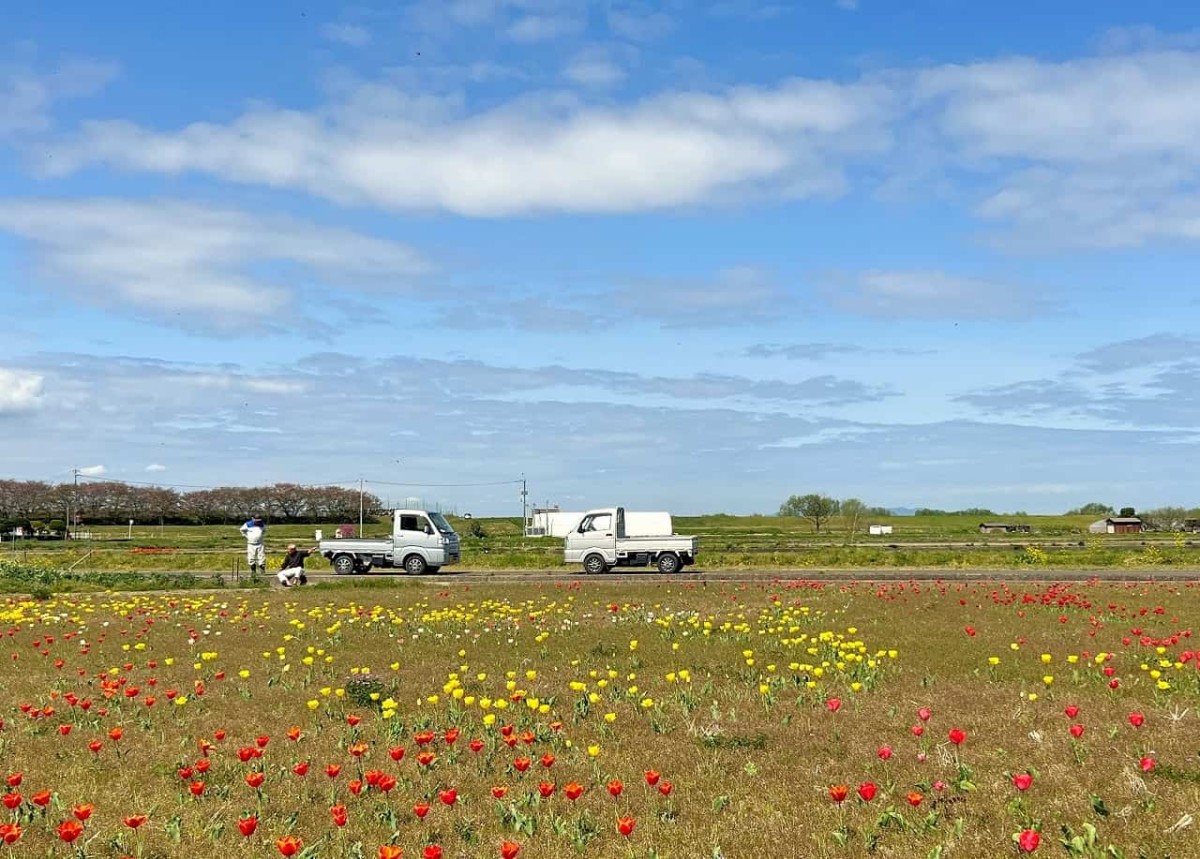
[{"x1": 565, "y1": 511, "x2": 616, "y2": 563}]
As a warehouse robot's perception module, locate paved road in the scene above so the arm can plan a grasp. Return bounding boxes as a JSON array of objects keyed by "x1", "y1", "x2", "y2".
[{"x1": 161, "y1": 567, "x2": 1200, "y2": 585}]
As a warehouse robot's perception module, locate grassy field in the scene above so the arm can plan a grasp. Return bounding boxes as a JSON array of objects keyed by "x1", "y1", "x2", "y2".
[
  {"x1": 1, "y1": 579, "x2": 1198, "y2": 858},
  {"x1": 4, "y1": 514, "x2": 1200, "y2": 574}
]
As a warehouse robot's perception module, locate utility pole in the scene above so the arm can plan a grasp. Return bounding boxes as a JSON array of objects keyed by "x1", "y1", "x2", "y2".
[
  {"x1": 520, "y1": 474, "x2": 528, "y2": 537},
  {"x1": 67, "y1": 467, "x2": 79, "y2": 540},
  {"x1": 358, "y1": 477, "x2": 364, "y2": 535}
]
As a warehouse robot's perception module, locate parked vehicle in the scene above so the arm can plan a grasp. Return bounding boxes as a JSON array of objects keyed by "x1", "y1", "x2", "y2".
[
  {"x1": 563, "y1": 507, "x2": 697, "y2": 574},
  {"x1": 319, "y1": 509, "x2": 460, "y2": 575}
]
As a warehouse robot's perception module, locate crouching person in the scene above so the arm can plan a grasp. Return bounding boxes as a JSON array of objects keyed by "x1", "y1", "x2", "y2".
[{"x1": 278, "y1": 544, "x2": 317, "y2": 587}]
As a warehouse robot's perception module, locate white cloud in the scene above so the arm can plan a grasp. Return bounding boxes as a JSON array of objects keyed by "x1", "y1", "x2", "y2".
[
  {"x1": 824, "y1": 270, "x2": 1057, "y2": 321},
  {"x1": 507, "y1": 14, "x2": 584, "y2": 42},
  {"x1": 44, "y1": 77, "x2": 893, "y2": 216},
  {"x1": 0, "y1": 57, "x2": 117, "y2": 137},
  {"x1": 145, "y1": 463, "x2": 167, "y2": 472},
  {"x1": 563, "y1": 45, "x2": 629, "y2": 88},
  {"x1": 0, "y1": 368, "x2": 44, "y2": 414},
  {"x1": 320, "y1": 23, "x2": 371, "y2": 46},
  {"x1": 835, "y1": 0, "x2": 859, "y2": 9},
  {"x1": 607, "y1": 3, "x2": 675, "y2": 40},
  {"x1": 0, "y1": 199, "x2": 429, "y2": 331},
  {"x1": 77, "y1": 465, "x2": 106, "y2": 477}
]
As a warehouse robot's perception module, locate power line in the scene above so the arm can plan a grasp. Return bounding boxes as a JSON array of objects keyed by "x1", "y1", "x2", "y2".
[{"x1": 69, "y1": 473, "x2": 523, "y2": 491}]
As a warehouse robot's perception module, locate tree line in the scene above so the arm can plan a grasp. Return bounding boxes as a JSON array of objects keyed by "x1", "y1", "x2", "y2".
[
  {"x1": 779, "y1": 494, "x2": 1199, "y2": 533},
  {"x1": 0, "y1": 480, "x2": 383, "y2": 528}
]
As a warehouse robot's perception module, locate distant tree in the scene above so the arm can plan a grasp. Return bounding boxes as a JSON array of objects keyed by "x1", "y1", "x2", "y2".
[
  {"x1": 956, "y1": 508, "x2": 997, "y2": 517},
  {"x1": 1142, "y1": 507, "x2": 1187, "y2": 531},
  {"x1": 840, "y1": 498, "x2": 867, "y2": 539},
  {"x1": 865, "y1": 506, "x2": 893, "y2": 518},
  {"x1": 779, "y1": 494, "x2": 840, "y2": 533},
  {"x1": 914, "y1": 508, "x2": 947, "y2": 516},
  {"x1": 1119, "y1": 507, "x2": 1136, "y2": 518},
  {"x1": 1068, "y1": 502, "x2": 1114, "y2": 516}
]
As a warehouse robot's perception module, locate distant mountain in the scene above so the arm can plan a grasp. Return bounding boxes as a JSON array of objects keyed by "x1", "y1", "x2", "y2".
[{"x1": 888, "y1": 507, "x2": 917, "y2": 516}]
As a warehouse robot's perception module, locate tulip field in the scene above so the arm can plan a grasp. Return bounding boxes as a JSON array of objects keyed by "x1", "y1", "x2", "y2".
[{"x1": 2, "y1": 579, "x2": 1199, "y2": 858}]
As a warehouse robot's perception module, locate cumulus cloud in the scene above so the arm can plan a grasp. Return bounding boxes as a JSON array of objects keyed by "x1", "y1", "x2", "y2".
[
  {"x1": 0, "y1": 368, "x2": 45, "y2": 414},
  {"x1": 320, "y1": 23, "x2": 371, "y2": 46},
  {"x1": 0, "y1": 56, "x2": 117, "y2": 137},
  {"x1": 822, "y1": 270, "x2": 1058, "y2": 320},
  {"x1": 145, "y1": 463, "x2": 167, "y2": 472},
  {"x1": 0, "y1": 199, "x2": 429, "y2": 331},
  {"x1": 42, "y1": 75, "x2": 894, "y2": 216},
  {"x1": 77, "y1": 465, "x2": 106, "y2": 477}
]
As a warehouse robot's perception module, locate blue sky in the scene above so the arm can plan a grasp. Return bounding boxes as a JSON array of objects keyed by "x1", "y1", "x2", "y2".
[{"x1": 1, "y1": 0, "x2": 1198, "y2": 516}]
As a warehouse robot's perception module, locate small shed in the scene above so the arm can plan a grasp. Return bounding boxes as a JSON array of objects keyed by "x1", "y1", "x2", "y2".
[
  {"x1": 868, "y1": 524, "x2": 893, "y2": 536},
  {"x1": 1088, "y1": 517, "x2": 1144, "y2": 535}
]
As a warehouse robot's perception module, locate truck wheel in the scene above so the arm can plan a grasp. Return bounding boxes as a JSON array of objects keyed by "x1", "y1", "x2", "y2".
[
  {"x1": 404, "y1": 554, "x2": 428, "y2": 576},
  {"x1": 331, "y1": 554, "x2": 356, "y2": 575},
  {"x1": 656, "y1": 553, "x2": 681, "y2": 574},
  {"x1": 583, "y1": 553, "x2": 608, "y2": 575}
]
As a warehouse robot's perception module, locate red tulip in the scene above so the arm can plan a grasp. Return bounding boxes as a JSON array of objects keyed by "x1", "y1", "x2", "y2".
[
  {"x1": 644, "y1": 770, "x2": 661, "y2": 786},
  {"x1": 378, "y1": 774, "x2": 397, "y2": 793},
  {"x1": 917, "y1": 707, "x2": 932, "y2": 722},
  {"x1": 1017, "y1": 829, "x2": 1041, "y2": 853},
  {"x1": 906, "y1": 790, "x2": 923, "y2": 807},
  {"x1": 124, "y1": 814, "x2": 148, "y2": 828},
  {"x1": 877, "y1": 745, "x2": 893, "y2": 761},
  {"x1": 1128, "y1": 712, "x2": 1145, "y2": 728},
  {"x1": 414, "y1": 802, "x2": 431, "y2": 819},
  {"x1": 417, "y1": 751, "x2": 436, "y2": 767},
  {"x1": 0, "y1": 823, "x2": 20, "y2": 845},
  {"x1": 188, "y1": 780, "x2": 205, "y2": 796},
  {"x1": 911, "y1": 724, "x2": 924, "y2": 737},
  {"x1": 1064, "y1": 705, "x2": 1079, "y2": 718},
  {"x1": 423, "y1": 846, "x2": 443, "y2": 859},
  {"x1": 246, "y1": 772, "x2": 265, "y2": 789},
  {"x1": 389, "y1": 746, "x2": 405, "y2": 761},
  {"x1": 414, "y1": 731, "x2": 435, "y2": 746},
  {"x1": 195, "y1": 758, "x2": 211, "y2": 773},
  {"x1": 256, "y1": 735, "x2": 270, "y2": 748},
  {"x1": 325, "y1": 763, "x2": 342, "y2": 779},
  {"x1": 1012, "y1": 772, "x2": 1033, "y2": 791},
  {"x1": 1069, "y1": 724, "x2": 1085, "y2": 739},
  {"x1": 829, "y1": 784, "x2": 849, "y2": 803},
  {"x1": 238, "y1": 815, "x2": 258, "y2": 837},
  {"x1": 658, "y1": 781, "x2": 673, "y2": 796},
  {"x1": 564, "y1": 782, "x2": 584, "y2": 801},
  {"x1": 349, "y1": 742, "x2": 369, "y2": 758},
  {"x1": 73, "y1": 803, "x2": 94, "y2": 822},
  {"x1": 178, "y1": 767, "x2": 194, "y2": 780},
  {"x1": 331, "y1": 804, "x2": 348, "y2": 827},
  {"x1": 538, "y1": 781, "x2": 556, "y2": 798},
  {"x1": 491, "y1": 786, "x2": 508, "y2": 799},
  {"x1": 513, "y1": 757, "x2": 531, "y2": 772},
  {"x1": 214, "y1": 729, "x2": 227, "y2": 741},
  {"x1": 617, "y1": 816, "x2": 636, "y2": 836},
  {"x1": 379, "y1": 847, "x2": 403, "y2": 859},
  {"x1": 1, "y1": 793, "x2": 20, "y2": 810},
  {"x1": 31, "y1": 790, "x2": 51, "y2": 807},
  {"x1": 1140, "y1": 756, "x2": 1155, "y2": 772},
  {"x1": 349, "y1": 779, "x2": 364, "y2": 795},
  {"x1": 500, "y1": 840, "x2": 521, "y2": 859},
  {"x1": 58, "y1": 724, "x2": 72, "y2": 736},
  {"x1": 346, "y1": 714, "x2": 361, "y2": 727},
  {"x1": 856, "y1": 782, "x2": 877, "y2": 802},
  {"x1": 292, "y1": 762, "x2": 310, "y2": 777},
  {"x1": 276, "y1": 836, "x2": 302, "y2": 857},
  {"x1": 825, "y1": 697, "x2": 842, "y2": 712},
  {"x1": 57, "y1": 819, "x2": 84, "y2": 843},
  {"x1": 439, "y1": 788, "x2": 458, "y2": 806},
  {"x1": 444, "y1": 728, "x2": 460, "y2": 744},
  {"x1": 607, "y1": 779, "x2": 624, "y2": 797},
  {"x1": 540, "y1": 753, "x2": 555, "y2": 768},
  {"x1": 5, "y1": 774, "x2": 21, "y2": 788},
  {"x1": 947, "y1": 728, "x2": 966, "y2": 745},
  {"x1": 470, "y1": 739, "x2": 485, "y2": 753},
  {"x1": 108, "y1": 727, "x2": 123, "y2": 741}
]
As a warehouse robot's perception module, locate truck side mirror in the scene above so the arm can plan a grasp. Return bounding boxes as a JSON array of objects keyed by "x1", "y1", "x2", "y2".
[{"x1": 425, "y1": 525, "x2": 433, "y2": 535}]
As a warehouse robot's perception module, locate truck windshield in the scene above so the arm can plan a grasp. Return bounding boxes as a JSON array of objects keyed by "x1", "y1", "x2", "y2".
[{"x1": 429, "y1": 512, "x2": 456, "y2": 535}]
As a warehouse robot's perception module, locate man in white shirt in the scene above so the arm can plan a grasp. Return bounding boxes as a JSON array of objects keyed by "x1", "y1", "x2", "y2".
[{"x1": 239, "y1": 514, "x2": 266, "y2": 575}]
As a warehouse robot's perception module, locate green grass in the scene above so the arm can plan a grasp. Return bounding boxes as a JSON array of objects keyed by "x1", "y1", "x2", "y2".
[{"x1": 3, "y1": 513, "x2": 1198, "y2": 574}]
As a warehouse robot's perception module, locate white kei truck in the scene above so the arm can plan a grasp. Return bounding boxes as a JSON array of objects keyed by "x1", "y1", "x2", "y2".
[
  {"x1": 563, "y1": 507, "x2": 698, "y2": 574},
  {"x1": 319, "y1": 509, "x2": 460, "y2": 575}
]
